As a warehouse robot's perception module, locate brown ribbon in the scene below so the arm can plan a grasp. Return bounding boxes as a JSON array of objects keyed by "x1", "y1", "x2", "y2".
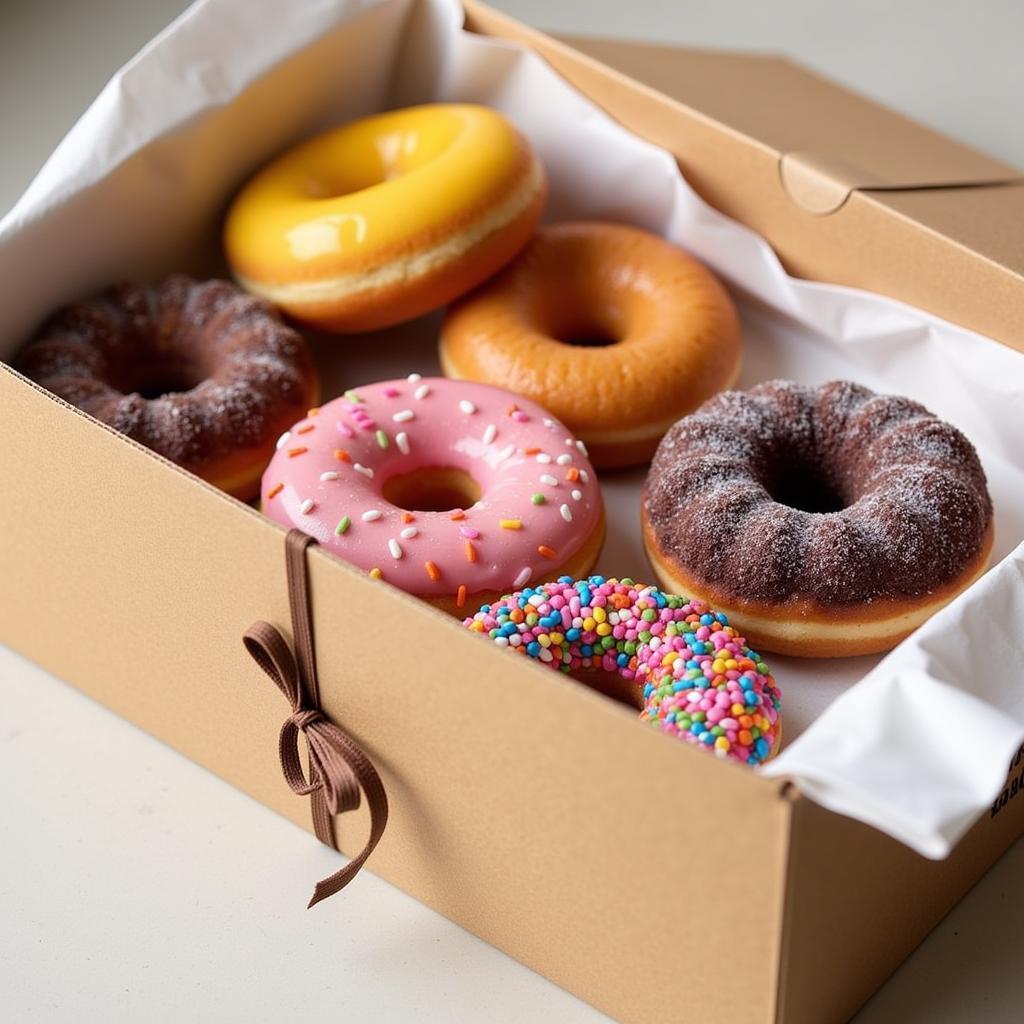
[{"x1": 243, "y1": 529, "x2": 388, "y2": 908}]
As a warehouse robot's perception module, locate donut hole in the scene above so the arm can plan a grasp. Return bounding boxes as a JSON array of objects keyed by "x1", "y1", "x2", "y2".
[
  {"x1": 134, "y1": 365, "x2": 205, "y2": 400},
  {"x1": 556, "y1": 323, "x2": 620, "y2": 348},
  {"x1": 535, "y1": 299, "x2": 627, "y2": 349},
  {"x1": 382, "y1": 466, "x2": 482, "y2": 513},
  {"x1": 302, "y1": 112, "x2": 465, "y2": 198},
  {"x1": 769, "y1": 463, "x2": 847, "y2": 514},
  {"x1": 106, "y1": 356, "x2": 206, "y2": 400},
  {"x1": 568, "y1": 667, "x2": 646, "y2": 711}
]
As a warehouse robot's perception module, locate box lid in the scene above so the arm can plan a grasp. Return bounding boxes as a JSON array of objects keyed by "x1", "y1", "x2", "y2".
[
  {"x1": 549, "y1": 37, "x2": 1019, "y2": 212},
  {"x1": 463, "y1": 2, "x2": 1024, "y2": 352}
]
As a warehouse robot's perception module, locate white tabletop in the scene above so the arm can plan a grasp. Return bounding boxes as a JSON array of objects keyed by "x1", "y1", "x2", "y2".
[{"x1": 2, "y1": 2, "x2": 1023, "y2": 1021}]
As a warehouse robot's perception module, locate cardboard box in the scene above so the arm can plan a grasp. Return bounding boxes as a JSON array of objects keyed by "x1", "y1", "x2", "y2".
[
  {"x1": 2, "y1": 3, "x2": 1023, "y2": 1022},
  {"x1": 481, "y1": 13, "x2": 1024, "y2": 353}
]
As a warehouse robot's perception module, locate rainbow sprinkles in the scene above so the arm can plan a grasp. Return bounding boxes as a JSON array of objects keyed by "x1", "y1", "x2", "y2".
[{"x1": 465, "y1": 577, "x2": 783, "y2": 767}]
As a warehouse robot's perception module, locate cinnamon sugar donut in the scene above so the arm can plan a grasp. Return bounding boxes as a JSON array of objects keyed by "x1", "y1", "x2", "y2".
[
  {"x1": 642, "y1": 380, "x2": 994, "y2": 658},
  {"x1": 439, "y1": 222, "x2": 741, "y2": 468},
  {"x1": 17, "y1": 276, "x2": 318, "y2": 499}
]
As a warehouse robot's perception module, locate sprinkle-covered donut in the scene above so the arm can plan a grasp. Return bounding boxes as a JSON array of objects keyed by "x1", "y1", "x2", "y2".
[
  {"x1": 262, "y1": 377, "x2": 605, "y2": 613},
  {"x1": 464, "y1": 576, "x2": 782, "y2": 766}
]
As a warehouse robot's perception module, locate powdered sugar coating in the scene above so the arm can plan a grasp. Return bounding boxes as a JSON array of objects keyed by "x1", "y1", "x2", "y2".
[
  {"x1": 17, "y1": 276, "x2": 315, "y2": 467},
  {"x1": 644, "y1": 380, "x2": 992, "y2": 606}
]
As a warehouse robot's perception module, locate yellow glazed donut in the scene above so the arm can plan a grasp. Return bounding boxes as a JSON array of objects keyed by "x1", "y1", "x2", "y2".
[{"x1": 224, "y1": 104, "x2": 547, "y2": 333}]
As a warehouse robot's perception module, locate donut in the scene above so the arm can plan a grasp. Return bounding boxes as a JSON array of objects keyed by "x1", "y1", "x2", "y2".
[
  {"x1": 17, "y1": 276, "x2": 318, "y2": 500},
  {"x1": 224, "y1": 104, "x2": 546, "y2": 333},
  {"x1": 464, "y1": 576, "x2": 782, "y2": 766},
  {"x1": 261, "y1": 377, "x2": 605, "y2": 613},
  {"x1": 439, "y1": 222, "x2": 741, "y2": 468},
  {"x1": 642, "y1": 380, "x2": 994, "y2": 658}
]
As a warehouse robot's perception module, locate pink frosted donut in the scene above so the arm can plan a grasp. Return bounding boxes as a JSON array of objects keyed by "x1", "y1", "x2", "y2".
[{"x1": 261, "y1": 376, "x2": 605, "y2": 612}]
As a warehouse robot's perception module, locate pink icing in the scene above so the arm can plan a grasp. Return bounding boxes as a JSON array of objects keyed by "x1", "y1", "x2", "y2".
[{"x1": 262, "y1": 377, "x2": 602, "y2": 598}]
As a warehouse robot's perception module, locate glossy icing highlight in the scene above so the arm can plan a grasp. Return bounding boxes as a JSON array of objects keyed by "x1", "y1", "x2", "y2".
[
  {"x1": 226, "y1": 104, "x2": 538, "y2": 280},
  {"x1": 262, "y1": 377, "x2": 602, "y2": 601}
]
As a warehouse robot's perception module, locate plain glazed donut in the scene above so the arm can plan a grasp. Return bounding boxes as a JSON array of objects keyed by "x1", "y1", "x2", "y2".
[
  {"x1": 17, "y1": 276, "x2": 319, "y2": 500},
  {"x1": 261, "y1": 377, "x2": 604, "y2": 613},
  {"x1": 439, "y1": 222, "x2": 741, "y2": 468},
  {"x1": 642, "y1": 380, "x2": 994, "y2": 658},
  {"x1": 464, "y1": 576, "x2": 783, "y2": 766},
  {"x1": 225, "y1": 104, "x2": 546, "y2": 333}
]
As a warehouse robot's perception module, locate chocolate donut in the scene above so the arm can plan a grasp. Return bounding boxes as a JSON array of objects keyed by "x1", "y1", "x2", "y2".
[
  {"x1": 642, "y1": 380, "x2": 994, "y2": 657},
  {"x1": 17, "y1": 276, "x2": 318, "y2": 499}
]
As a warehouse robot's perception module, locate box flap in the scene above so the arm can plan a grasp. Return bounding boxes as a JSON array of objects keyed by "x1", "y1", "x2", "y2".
[
  {"x1": 462, "y1": 1, "x2": 1024, "y2": 350},
  {"x1": 552, "y1": 37, "x2": 1020, "y2": 213}
]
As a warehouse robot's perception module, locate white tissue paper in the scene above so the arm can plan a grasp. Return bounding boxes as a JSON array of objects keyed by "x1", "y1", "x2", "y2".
[{"x1": 2, "y1": 0, "x2": 1023, "y2": 859}]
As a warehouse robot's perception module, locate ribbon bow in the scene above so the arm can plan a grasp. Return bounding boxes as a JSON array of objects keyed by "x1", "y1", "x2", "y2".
[{"x1": 243, "y1": 529, "x2": 388, "y2": 908}]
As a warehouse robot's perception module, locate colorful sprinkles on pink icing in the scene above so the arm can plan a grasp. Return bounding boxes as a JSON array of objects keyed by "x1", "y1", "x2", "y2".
[
  {"x1": 261, "y1": 377, "x2": 601, "y2": 599},
  {"x1": 464, "y1": 576, "x2": 782, "y2": 767}
]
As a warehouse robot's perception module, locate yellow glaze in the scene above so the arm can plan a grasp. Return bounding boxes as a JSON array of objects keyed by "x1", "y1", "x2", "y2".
[{"x1": 225, "y1": 104, "x2": 533, "y2": 282}]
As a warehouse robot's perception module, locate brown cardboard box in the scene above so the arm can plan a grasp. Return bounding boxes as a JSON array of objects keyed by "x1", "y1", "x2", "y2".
[
  {"x1": 469, "y1": 8, "x2": 1024, "y2": 353},
  {"x1": 2, "y1": 4, "x2": 1023, "y2": 1022}
]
